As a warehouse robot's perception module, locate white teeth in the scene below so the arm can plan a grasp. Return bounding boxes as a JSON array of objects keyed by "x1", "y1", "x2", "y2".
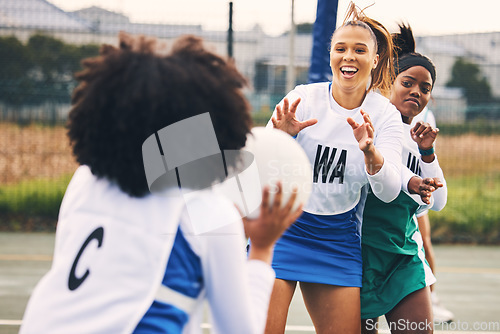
[{"x1": 341, "y1": 66, "x2": 357, "y2": 73}]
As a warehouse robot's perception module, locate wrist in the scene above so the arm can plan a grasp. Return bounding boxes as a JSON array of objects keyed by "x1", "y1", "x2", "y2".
[
  {"x1": 248, "y1": 245, "x2": 274, "y2": 264},
  {"x1": 407, "y1": 176, "x2": 422, "y2": 194},
  {"x1": 364, "y1": 147, "x2": 383, "y2": 175},
  {"x1": 418, "y1": 146, "x2": 435, "y2": 156}
]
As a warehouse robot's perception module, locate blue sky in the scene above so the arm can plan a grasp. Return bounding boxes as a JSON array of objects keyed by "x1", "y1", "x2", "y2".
[{"x1": 49, "y1": 0, "x2": 500, "y2": 37}]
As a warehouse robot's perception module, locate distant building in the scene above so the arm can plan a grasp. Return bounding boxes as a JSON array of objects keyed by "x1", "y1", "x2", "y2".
[
  {"x1": 427, "y1": 87, "x2": 467, "y2": 124},
  {"x1": 0, "y1": 0, "x2": 498, "y2": 122},
  {"x1": 417, "y1": 33, "x2": 500, "y2": 98},
  {"x1": 0, "y1": 0, "x2": 92, "y2": 40}
]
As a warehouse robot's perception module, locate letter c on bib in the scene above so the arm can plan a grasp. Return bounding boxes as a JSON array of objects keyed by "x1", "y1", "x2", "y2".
[{"x1": 68, "y1": 227, "x2": 104, "y2": 291}]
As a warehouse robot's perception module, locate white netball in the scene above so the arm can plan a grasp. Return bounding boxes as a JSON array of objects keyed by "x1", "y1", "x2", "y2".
[{"x1": 243, "y1": 127, "x2": 313, "y2": 219}]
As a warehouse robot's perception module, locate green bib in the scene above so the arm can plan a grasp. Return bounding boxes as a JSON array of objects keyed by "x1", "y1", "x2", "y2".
[{"x1": 362, "y1": 189, "x2": 420, "y2": 255}]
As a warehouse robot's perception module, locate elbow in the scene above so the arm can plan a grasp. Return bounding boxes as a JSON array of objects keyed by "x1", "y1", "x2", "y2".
[
  {"x1": 431, "y1": 202, "x2": 446, "y2": 212},
  {"x1": 431, "y1": 188, "x2": 448, "y2": 212},
  {"x1": 369, "y1": 163, "x2": 401, "y2": 203},
  {"x1": 431, "y1": 198, "x2": 447, "y2": 212},
  {"x1": 373, "y1": 182, "x2": 400, "y2": 203}
]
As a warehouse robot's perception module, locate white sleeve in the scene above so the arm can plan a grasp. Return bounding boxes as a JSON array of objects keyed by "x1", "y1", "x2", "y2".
[
  {"x1": 400, "y1": 165, "x2": 434, "y2": 212},
  {"x1": 197, "y1": 220, "x2": 275, "y2": 334},
  {"x1": 401, "y1": 164, "x2": 417, "y2": 193},
  {"x1": 419, "y1": 156, "x2": 447, "y2": 211},
  {"x1": 412, "y1": 107, "x2": 436, "y2": 128},
  {"x1": 426, "y1": 109, "x2": 437, "y2": 128},
  {"x1": 368, "y1": 107, "x2": 403, "y2": 203}
]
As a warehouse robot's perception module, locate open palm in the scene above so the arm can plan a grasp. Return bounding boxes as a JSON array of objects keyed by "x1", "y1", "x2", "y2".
[
  {"x1": 271, "y1": 97, "x2": 317, "y2": 136},
  {"x1": 347, "y1": 109, "x2": 375, "y2": 153}
]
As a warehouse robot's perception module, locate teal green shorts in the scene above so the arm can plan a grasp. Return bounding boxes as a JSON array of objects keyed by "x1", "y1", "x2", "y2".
[{"x1": 360, "y1": 240, "x2": 435, "y2": 319}]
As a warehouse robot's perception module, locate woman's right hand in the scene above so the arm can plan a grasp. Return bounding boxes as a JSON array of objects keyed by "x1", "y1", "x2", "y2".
[{"x1": 271, "y1": 97, "x2": 317, "y2": 137}]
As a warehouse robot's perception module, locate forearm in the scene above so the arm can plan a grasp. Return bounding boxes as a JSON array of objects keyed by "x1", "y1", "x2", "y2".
[
  {"x1": 420, "y1": 156, "x2": 447, "y2": 211},
  {"x1": 204, "y1": 230, "x2": 275, "y2": 334},
  {"x1": 366, "y1": 158, "x2": 401, "y2": 203},
  {"x1": 365, "y1": 108, "x2": 403, "y2": 202},
  {"x1": 401, "y1": 165, "x2": 417, "y2": 193},
  {"x1": 363, "y1": 146, "x2": 384, "y2": 175},
  {"x1": 364, "y1": 142, "x2": 402, "y2": 203}
]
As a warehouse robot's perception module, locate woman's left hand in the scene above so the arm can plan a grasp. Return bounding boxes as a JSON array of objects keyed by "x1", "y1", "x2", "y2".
[{"x1": 408, "y1": 176, "x2": 444, "y2": 204}]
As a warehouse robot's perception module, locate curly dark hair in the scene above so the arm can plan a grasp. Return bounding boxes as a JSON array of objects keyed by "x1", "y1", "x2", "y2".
[{"x1": 67, "y1": 32, "x2": 252, "y2": 197}]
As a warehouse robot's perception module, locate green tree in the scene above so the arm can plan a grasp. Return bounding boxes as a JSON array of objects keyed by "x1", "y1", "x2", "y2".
[
  {"x1": 283, "y1": 22, "x2": 314, "y2": 35},
  {"x1": 0, "y1": 34, "x2": 99, "y2": 107},
  {"x1": 0, "y1": 36, "x2": 34, "y2": 105},
  {"x1": 296, "y1": 22, "x2": 314, "y2": 34},
  {"x1": 26, "y1": 34, "x2": 99, "y2": 104},
  {"x1": 446, "y1": 57, "x2": 492, "y2": 104}
]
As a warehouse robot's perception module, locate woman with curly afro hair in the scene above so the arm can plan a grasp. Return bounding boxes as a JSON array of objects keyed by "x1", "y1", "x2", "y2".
[{"x1": 20, "y1": 32, "x2": 303, "y2": 334}]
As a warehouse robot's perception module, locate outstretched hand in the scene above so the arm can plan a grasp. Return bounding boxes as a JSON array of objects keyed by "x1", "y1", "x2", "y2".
[
  {"x1": 271, "y1": 97, "x2": 317, "y2": 136},
  {"x1": 408, "y1": 176, "x2": 444, "y2": 204},
  {"x1": 347, "y1": 109, "x2": 375, "y2": 153},
  {"x1": 411, "y1": 121, "x2": 439, "y2": 150},
  {"x1": 243, "y1": 182, "x2": 303, "y2": 263}
]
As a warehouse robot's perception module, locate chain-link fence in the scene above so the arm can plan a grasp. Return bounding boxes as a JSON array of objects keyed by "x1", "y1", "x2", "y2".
[{"x1": 0, "y1": 0, "x2": 499, "y2": 241}]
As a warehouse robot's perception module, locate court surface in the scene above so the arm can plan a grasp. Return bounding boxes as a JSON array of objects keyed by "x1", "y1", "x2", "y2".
[{"x1": 1, "y1": 232, "x2": 499, "y2": 333}]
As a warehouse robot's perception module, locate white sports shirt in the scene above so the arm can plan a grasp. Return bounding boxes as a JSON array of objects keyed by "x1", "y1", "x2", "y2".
[
  {"x1": 403, "y1": 107, "x2": 447, "y2": 214},
  {"x1": 269, "y1": 82, "x2": 403, "y2": 215},
  {"x1": 20, "y1": 166, "x2": 274, "y2": 334}
]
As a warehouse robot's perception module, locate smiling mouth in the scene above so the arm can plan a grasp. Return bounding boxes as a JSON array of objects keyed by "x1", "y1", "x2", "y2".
[{"x1": 340, "y1": 66, "x2": 358, "y2": 77}]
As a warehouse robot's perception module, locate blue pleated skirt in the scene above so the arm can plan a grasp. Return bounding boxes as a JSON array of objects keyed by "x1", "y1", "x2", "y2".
[{"x1": 272, "y1": 208, "x2": 362, "y2": 287}]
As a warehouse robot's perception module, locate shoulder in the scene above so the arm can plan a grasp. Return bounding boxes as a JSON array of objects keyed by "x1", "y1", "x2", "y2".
[
  {"x1": 364, "y1": 91, "x2": 392, "y2": 110},
  {"x1": 281, "y1": 82, "x2": 330, "y2": 120},
  {"x1": 290, "y1": 82, "x2": 329, "y2": 99},
  {"x1": 411, "y1": 107, "x2": 437, "y2": 127},
  {"x1": 58, "y1": 166, "x2": 111, "y2": 218},
  {"x1": 182, "y1": 190, "x2": 243, "y2": 235},
  {"x1": 364, "y1": 92, "x2": 401, "y2": 122}
]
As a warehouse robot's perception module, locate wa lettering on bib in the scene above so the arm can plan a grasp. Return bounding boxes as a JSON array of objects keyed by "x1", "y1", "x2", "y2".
[{"x1": 313, "y1": 144, "x2": 347, "y2": 184}]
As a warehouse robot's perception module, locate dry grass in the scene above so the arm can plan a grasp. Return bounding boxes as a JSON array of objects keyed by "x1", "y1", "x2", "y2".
[
  {"x1": 1, "y1": 124, "x2": 500, "y2": 184},
  {"x1": 0, "y1": 123, "x2": 499, "y2": 239},
  {"x1": 436, "y1": 134, "x2": 500, "y2": 178},
  {"x1": 0, "y1": 123, "x2": 78, "y2": 185}
]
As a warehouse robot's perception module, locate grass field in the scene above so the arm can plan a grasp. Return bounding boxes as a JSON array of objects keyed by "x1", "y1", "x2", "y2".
[
  {"x1": 0, "y1": 123, "x2": 499, "y2": 242},
  {"x1": 428, "y1": 134, "x2": 500, "y2": 243}
]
